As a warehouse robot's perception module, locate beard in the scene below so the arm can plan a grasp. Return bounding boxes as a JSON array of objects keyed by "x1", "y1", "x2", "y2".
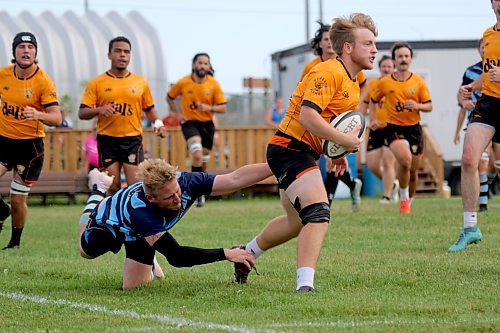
[{"x1": 194, "y1": 68, "x2": 207, "y2": 78}]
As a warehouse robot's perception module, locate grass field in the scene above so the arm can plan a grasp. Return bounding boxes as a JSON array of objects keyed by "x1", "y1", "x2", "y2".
[{"x1": 0, "y1": 196, "x2": 498, "y2": 332}]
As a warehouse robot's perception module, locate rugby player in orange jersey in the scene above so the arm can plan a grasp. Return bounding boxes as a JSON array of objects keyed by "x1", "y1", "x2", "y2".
[
  {"x1": 450, "y1": 0, "x2": 500, "y2": 252},
  {"x1": 79, "y1": 36, "x2": 166, "y2": 195},
  {"x1": 234, "y1": 13, "x2": 377, "y2": 292},
  {"x1": 371, "y1": 42, "x2": 433, "y2": 214},
  {"x1": 0, "y1": 32, "x2": 62, "y2": 250}
]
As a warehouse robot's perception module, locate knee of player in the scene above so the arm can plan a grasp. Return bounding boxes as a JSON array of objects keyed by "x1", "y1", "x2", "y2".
[
  {"x1": 461, "y1": 154, "x2": 479, "y2": 170},
  {"x1": 298, "y1": 202, "x2": 331, "y2": 225}
]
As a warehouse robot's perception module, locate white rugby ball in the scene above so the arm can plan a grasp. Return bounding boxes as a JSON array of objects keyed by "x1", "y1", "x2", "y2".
[{"x1": 322, "y1": 110, "x2": 366, "y2": 159}]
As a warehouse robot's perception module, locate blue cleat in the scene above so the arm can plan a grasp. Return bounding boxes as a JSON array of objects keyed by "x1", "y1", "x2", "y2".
[{"x1": 448, "y1": 227, "x2": 483, "y2": 252}]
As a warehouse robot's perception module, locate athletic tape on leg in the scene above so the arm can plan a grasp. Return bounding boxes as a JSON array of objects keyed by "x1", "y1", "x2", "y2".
[
  {"x1": 188, "y1": 142, "x2": 203, "y2": 153},
  {"x1": 10, "y1": 179, "x2": 31, "y2": 196},
  {"x1": 299, "y1": 202, "x2": 330, "y2": 225}
]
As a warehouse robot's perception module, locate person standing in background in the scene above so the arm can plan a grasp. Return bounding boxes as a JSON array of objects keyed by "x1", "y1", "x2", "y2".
[
  {"x1": 79, "y1": 36, "x2": 166, "y2": 195},
  {"x1": 167, "y1": 53, "x2": 227, "y2": 207},
  {"x1": 0, "y1": 32, "x2": 62, "y2": 249}
]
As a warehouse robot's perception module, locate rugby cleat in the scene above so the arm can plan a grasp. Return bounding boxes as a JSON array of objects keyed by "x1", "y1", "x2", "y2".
[
  {"x1": 448, "y1": 227, "x2": 483, "y2": 252},
  {"x1": 350, "y1": 178, "x2": 362, "y2": 212},
  {"x1": 88, "y1": 169, "x2": 114, "y2": 194},
  {"x1": 295, "y1": 286, "x2": 317, "y2": 293},
  {"x1": 196, "y1": 195, "x2": 205, "y2": 208},
  {"x1": 400, "y1": 198, "x2": 411, "y2": 214},
  {"x1": 2, "y1": 243, "x2": 19, "y2": 250},
  {"x1": 232, "y1": 245, "x2": 252, "y2": 284}
]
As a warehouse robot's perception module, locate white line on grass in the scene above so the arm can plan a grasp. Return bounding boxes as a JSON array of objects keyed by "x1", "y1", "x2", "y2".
[
  {"x1": 267, "y1": 317, "x2": 499, "y2": 329},
  {"x1": 0, "y1": 291, "x2": 277, "y2": 333}
]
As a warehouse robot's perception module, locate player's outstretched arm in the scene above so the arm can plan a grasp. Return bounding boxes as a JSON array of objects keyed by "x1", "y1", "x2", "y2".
[
  {"x1": 146, "y1": 231, "x2": 255, "y2": 269},
  {"x1": 210, "y1": 163, "x2": 273, "y2": 196}
]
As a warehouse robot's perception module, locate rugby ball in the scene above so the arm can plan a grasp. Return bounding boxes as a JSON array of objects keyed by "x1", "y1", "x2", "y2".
[{"x1": 322, "y1": 110, "x2": 366, "y2": 159}]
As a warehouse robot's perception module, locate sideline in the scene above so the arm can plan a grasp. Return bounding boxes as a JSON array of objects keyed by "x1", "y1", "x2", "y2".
[{"x1": 0, "y1": 291, "x2": 268, "y2": 333}]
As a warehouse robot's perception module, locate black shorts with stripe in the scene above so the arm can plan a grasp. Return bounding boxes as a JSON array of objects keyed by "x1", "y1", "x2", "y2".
[
  {"x1": 366, "y1": 128, "x2": 386, "y2": 151},
  {"x1": 97, "y1": 134, "x2": 144, "y2": 168},
  {"x1": 469, "y1": 94, "x2": 500, "y2": 143},
  {"x1": 267, "y1": 132, "x2": 320, "y2": 190},
  {"x1": 181, "y1": 120, "x2": 216, "y2": 150},
  {"x1": 383, "y1": 123, "x2": 424, "y2": 156},
  {"x1": 80, "y1": 209, "x2": 154, "y2": 265},
  {"x1": 0, "y1": 135, "x2": 44, "y2": 183}
]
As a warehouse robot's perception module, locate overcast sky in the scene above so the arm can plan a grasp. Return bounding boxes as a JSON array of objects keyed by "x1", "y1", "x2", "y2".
[{"x1": 0, "y1": 0, "x2": 494, "y2": 93}]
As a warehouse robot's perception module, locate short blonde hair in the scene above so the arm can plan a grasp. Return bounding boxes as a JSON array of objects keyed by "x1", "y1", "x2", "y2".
[
  {"x1": 330, "y1": 13, "x2": 378, "y2": 56},
  {"x1": 136, "y1": 159, "x2": 177, "y2": 196}
]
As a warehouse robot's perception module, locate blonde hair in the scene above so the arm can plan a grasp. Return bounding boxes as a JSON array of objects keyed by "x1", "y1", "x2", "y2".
[
  {"x1": 330, "y1": 13, "x2": 378, "y2": 56},
  {"x1": 136, "y1": 159, "x2": 177, "y2": 196}
]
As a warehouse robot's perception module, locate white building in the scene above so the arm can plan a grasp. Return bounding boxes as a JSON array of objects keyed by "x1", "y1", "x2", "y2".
[{"x1": 0, "y1": 10, "x2": 168, "y2": 126}]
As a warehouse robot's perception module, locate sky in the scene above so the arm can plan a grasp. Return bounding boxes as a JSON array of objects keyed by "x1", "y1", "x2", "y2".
[{"x1": 0, "y1": 0, "x2": 494, "y2": 94}]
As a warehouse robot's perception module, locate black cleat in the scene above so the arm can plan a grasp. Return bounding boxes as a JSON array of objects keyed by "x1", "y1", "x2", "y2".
[
  {"x1": 2, "y1": 243, "x2": 19, "y2": 250},
  {"x1": 232, "y1": 245, "x2": 252, "y2": 284},
  {"x1": 295, "y1": 286, "x2": 317, "y2": 293},
  {"x1": 479, "y1": 204, "x2": 488, "y2": 212}
]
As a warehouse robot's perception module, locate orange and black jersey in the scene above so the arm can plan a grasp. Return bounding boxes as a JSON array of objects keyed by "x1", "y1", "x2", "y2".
[
  {"x1": 363, "y1": 77, "x2": 389, "y2": 123},
  {"x1": 272, "y1": 57, "x2": 360, "y2": 155},
  {"x1": 482, "y1": 26, "x2": 500, "y2": 98},
  {"x1": 167, "y1": 75, "x2": 226, "y2": 122},
  {"x1": 80, "y1": 71, "x2": 155, "y2": 137},
  {"x1": 301, "y1": 56, "x2": 367, "y2": 87},
  {"x1": 371, "y1": 72, "x2": 431, "y2": 126},
  {"x1": 0, "y1": 65, "x2": 58, "y2": 139}
]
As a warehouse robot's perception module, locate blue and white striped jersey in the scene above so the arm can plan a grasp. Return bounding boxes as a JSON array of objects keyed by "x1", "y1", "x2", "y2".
[{"x1": 94, "y1": 172, "x2": 216, "y2": 241}]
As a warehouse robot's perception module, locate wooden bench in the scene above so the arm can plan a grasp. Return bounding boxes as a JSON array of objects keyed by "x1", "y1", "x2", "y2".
[{"x1": 0, "y1": 173, "x2": 90, "y2": 205}]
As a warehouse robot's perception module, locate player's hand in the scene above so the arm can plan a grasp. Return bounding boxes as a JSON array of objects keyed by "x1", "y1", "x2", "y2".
[
  {"x1": 403, "y1": 99, "x2": 419, "y2": 110},
  {"x1": 224, "y1": 248, "x2": 255, "y2": 270},
  {"x1": 196, "y1": 103, "x2": 212, "y2": 112},
  {"x1": 339, "y1": 124, "x2": 361, "y2": 152},
  {"x1": 489, "y1": 64, "x2": 500, "y2": 82},
  {"x1": 463, "y1": 100, "x2": 476, "y2": 110},
  {"x1": 99, "y1": 103, "x2": 115, "y2": 117},
  {"x1": 453, "y1": 132, "x2": 460, "y2": 145},
  {"x1": 459, "y1": 84, "x2": 473, "y2": 100},
  {"x1": 152, "y1": 119, "x2": 166, "y2": 138},
  {"x1": 328, "y1": 156, "x2": 348, "y2": 176},
  {"x1": 22, "y1": 106, "x2": 42, "y2": 121}
]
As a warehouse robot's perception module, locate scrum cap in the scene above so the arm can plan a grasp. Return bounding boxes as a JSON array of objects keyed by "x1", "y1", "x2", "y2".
[{"x1": 12, "y1": 32, "x2": 37, "y2": 57}]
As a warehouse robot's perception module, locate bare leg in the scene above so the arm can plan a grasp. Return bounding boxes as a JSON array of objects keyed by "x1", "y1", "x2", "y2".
[
  {"x1": 105, "y1": 162, "x2": 123, "y2": 195},
  {"x1": 381, "y1": 147, "x2": 396, "y2": 198}
]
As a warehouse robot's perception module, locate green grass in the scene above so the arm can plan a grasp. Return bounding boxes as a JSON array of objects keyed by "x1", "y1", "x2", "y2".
[{"x1": 0, "y1": 196, "x2": 498, "y2": 332}]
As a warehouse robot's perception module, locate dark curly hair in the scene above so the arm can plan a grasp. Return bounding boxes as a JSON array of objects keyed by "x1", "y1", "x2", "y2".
[{"x1": 310, "y1": 21, "x2": 331, "y2": 56}]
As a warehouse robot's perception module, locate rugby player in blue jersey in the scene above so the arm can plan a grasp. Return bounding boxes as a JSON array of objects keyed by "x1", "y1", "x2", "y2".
[{"x1": 78, "y1": 159, "x2": 271, "y2": 290}]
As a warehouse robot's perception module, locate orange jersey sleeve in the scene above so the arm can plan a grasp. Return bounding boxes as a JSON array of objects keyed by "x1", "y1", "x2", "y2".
[
  {"x1": 167, "y1": 75, "x2": 226, "y2": 122},
  {"x1": 300, "y1": 57, "x2": 321, "y2": 80},
  {"x1": 372, "y1": 73, "x2": 431, "y2": 126},
  {"x1": 482, "y1": 26, "x2": 500, "y2": 98},
  {"x1": 357, "y1": 71, "x2": 367, "y2": 87},
  {"x1": 81, "y1": 72, "x2": 154, "y2": 137},
  {"x1": 0, "y1": 65, "x2": 59, "y2": 139},
  {"x1": 277, "y1": 58, "x2": 360, "y2": 154}
]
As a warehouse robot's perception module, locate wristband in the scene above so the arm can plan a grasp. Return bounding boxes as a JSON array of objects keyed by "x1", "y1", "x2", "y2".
[{"x1": 152, "y1": 119, "x2": 164, "y2": 129}]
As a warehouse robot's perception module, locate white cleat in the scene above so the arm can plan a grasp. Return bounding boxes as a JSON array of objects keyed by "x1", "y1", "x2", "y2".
[{"x1": 88, "y1": 169, "x2": 114, "y2": 193}]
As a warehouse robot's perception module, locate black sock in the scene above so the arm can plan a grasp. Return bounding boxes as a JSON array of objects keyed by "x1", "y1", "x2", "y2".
[
  {"x1": 324, "y1": 172, "x2": 339, "y2": 204},
  {"x1": 339, "y1": 172, "x2": 355, "y2": 191},
  {"x1": 9, "y1": 227, "x2": 24, "y2": 246},
  {"x1": 0, "y1": 197, "x2": 10, "y2": 221},
  {"x1": 192, "y1": 166, "x2": 203, "y2": 173}
]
